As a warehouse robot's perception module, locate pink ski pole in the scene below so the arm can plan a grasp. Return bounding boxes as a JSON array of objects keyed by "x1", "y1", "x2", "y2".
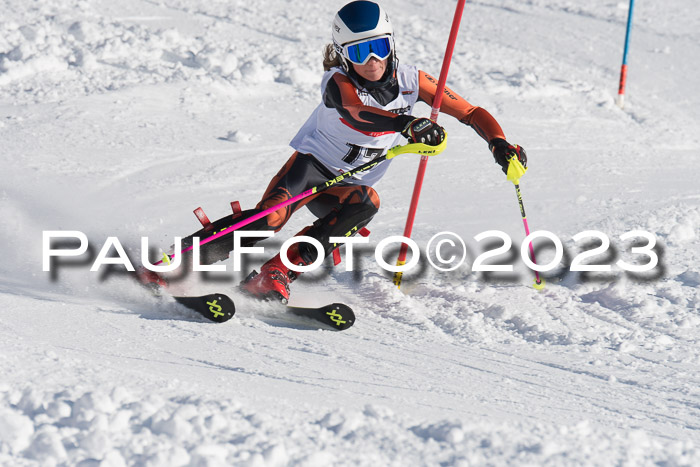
[
  {"x1": 506, "y1": 159, "x2": 545, "y2": 290},
  {"x1": 154, "y1": 140, "x2": 447, "y2": 266}
]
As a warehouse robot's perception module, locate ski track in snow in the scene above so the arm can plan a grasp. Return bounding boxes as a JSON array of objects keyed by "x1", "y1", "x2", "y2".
[{"x1": 1, "y1": 0, "x2": 699, "y2": 465}]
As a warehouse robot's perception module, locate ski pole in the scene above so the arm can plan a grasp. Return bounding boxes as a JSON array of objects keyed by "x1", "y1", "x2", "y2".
[
  {"x1": 506, "y1": 158, "x2": 545, "y2": 290},
  {"x1": 155, "y1": 139, "x2": 448, "y2": 265},
  {"x1": 616, "y1": 0, "x2": 635, "y2": 108},
  {"x1": 393, "y1": 0, "x2": 467, "y2": 289}
]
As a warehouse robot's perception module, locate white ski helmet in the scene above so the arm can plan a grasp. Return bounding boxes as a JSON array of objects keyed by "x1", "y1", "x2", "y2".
[{"x1": 332, "y1": 1, "x2": 395, "y2": 68}]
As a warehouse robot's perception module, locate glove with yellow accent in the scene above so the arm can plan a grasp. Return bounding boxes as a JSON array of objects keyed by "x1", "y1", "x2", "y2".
[
  {"x1": 401, "y1": 117, "x2": 445, "y2": 146},
  {"x1": 489, "y1": 138, "x2": 527, "y2": 174}
]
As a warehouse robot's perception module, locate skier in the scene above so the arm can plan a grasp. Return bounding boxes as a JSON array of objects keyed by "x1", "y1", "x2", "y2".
[
  {"x1": 233, "y1": 0, "x2": 529, "y2": 302},
  {"x1": 145, "y1": 0, "x2": 527, "y2": 303}
]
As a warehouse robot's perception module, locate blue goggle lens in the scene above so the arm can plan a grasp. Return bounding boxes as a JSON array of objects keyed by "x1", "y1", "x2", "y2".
[{"x1": 345, "y1": 37, "x2": 392, "y2": 64}]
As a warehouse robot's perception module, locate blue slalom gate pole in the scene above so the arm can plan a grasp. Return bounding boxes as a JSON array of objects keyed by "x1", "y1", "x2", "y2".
[{"x1": 616, "y1": 0, "x2": 635, "y2": 108}]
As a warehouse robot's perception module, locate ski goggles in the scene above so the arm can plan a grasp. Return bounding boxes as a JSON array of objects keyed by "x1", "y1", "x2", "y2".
[{"x1": 341, "y1": 35, "x2": 393, "y2": 65}]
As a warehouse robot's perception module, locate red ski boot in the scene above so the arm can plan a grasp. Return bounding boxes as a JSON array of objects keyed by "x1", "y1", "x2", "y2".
[
  {"x1": 135, "y1": 266, "x2": 168, "y2": 292},
  {"x1": 241, "y1": 246, "x2": 308, "y2": 303}
]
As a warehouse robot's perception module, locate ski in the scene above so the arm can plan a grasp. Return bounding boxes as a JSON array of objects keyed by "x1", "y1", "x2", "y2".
[
  {"x1": 170, "y1": 293, "x2": 354, "y2": 330},
  {"x1": 173, "y1": 293, "x2": 236, "y2": 323},
  {"x1": 136, "y1": 269, "x2": 353, "y2": 328},
  {"x1": 286, "y1": 302, "x2": 355, "y2": 331}
]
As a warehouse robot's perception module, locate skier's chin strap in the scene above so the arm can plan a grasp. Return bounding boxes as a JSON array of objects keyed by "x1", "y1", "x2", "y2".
[
  {"x1": 342, "y1": 54, "x2": 399, "y2": 104},
  {"x1": 354, "y1": 55, "x2": 398, "y2": 89}
]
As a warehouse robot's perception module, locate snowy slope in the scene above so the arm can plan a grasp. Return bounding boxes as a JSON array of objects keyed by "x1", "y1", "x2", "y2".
[{"x1": 1, "y1": 0, "x2": 699, "y2": 465}]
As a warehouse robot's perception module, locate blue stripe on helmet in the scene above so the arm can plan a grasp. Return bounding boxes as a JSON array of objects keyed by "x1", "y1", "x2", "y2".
[{"x1": 338, "y1": 1, "x2": 380, "y2": 33}]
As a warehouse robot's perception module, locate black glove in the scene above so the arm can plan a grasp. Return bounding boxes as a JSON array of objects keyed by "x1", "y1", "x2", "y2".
[
  {"x1": 401, "y1": 118, "x2": 445, "y2": 146},
  {"x1": 489, "y1": 138, "x2": 527, "y2": 174}
]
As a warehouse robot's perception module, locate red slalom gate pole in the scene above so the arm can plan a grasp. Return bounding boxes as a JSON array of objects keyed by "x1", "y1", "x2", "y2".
[
  {"x1": 393, "y1": 0, "x2": 467, "y2": 289},
  {"x1": 616, "y1": 0, "x2": 635, "y2": 108}
]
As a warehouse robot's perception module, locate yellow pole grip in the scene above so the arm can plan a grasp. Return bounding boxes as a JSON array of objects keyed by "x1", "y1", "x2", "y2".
[
  {"x1": 506, "y1": 157, "x2": 527, "y2": 185},
  {"x1": 386, "y1": 131, "x2": 448, "y2": 160}
]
